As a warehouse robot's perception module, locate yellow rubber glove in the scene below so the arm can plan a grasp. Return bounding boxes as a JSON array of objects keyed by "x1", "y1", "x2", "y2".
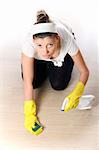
[
  {"x1": 64, "y1": 81, "x2": 84, "y2": 112},
  {"x1": 24, "y1": 100, "x2": 43, "y2": 135}
]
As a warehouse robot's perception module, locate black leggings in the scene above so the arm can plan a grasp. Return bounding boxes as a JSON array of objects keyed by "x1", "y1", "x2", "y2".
[{"x1": 21, "y1": 53, "x2": 74, "y2": 90}]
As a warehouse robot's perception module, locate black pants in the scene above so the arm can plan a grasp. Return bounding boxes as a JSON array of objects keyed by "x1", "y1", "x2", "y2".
[{"x1": 21, "y1": 53, "x2": 74, "y2": 90}]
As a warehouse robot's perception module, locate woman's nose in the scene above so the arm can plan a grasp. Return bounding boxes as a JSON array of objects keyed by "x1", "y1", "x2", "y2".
[{"x1": 43, "y1": 47, "x2": 49, "y2": 54}]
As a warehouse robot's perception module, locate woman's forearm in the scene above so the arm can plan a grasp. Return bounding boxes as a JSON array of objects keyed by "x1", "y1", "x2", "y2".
[
  {"x1": 72, "y1": 50, "x2": 90, "y2": 86},
  {"x1": 21, "y1": 53, "x2": 35, "y2": 101},
  {"x1": 79, "y1": 70, "x2": 89, "y2": 85},
  {"x1": 24, "y1": 82, "x2": 35, "y2": 100}
]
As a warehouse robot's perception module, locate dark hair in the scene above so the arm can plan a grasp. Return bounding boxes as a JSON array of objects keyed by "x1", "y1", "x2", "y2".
[
  {"x1": 33, "y1": 32, "x2": 58, "y2": 39},
  {"x1": 35, "y1": 10, "x2": 50, "y2": 24},
  {"x1": 33, "y1": 10, "x2": 58, "y2": 39}
]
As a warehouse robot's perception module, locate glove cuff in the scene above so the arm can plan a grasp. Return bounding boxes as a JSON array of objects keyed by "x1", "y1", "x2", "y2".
[
  {"x1": 74, "y1": 81, "x2": 84, "y2": 96},
  {"x1": 24, "y1": 100, "x2": 36, "y2": 116}
]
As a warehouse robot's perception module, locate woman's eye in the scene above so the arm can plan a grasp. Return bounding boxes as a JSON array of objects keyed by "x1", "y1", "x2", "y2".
[
  {"x1": 47, "y1": 44, "x2": 53, "y2": 48},
  {"x1": 35, "y1": 44, "x2": 42, "y2": 48},
  {"x1": 49, "y1": 44, "x2": 53, "y2": 46},
  {"x1": 38, "y1": 44, "x2": 42, "y2": 47}
]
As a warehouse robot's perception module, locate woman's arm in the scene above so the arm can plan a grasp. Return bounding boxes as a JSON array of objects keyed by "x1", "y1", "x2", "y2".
[
  {"x1": 62, "y1": 50, "x2": 89, "y2": 112},
  {"x1": 21, "y1": 53, "x2": 35, "y2": 100},
  {"x1": 72, "y1": 50, "x2": 89, "y2": 85}
]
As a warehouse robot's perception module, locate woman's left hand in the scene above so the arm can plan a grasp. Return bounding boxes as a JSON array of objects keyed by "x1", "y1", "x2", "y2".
[{"x1": 63, "y1": 81, "x2": 84, "y2": 112}]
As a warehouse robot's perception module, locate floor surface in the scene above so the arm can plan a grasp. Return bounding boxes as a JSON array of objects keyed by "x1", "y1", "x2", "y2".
[{"x1": 0, "y1": 45, "x2": 99, "y2": 150}]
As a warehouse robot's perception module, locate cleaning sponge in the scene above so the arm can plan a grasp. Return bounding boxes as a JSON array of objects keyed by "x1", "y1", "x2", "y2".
[{"x1": 24, "y1": 100, "x2": 43, "y2": 135}]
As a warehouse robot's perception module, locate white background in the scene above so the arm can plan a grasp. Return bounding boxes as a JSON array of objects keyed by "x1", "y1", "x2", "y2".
[{"x1": 0, "y1": 0, "x2": 98, "y2": 62}]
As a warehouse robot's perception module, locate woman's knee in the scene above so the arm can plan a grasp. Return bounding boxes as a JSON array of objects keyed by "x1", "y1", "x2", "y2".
[{"x1": 50, "y1": 79, "x2": 69, "y2": 90}]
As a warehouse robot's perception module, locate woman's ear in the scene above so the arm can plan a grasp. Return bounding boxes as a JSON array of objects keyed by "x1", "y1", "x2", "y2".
[
  {"x1": 55, "y1": 35, "x2": 60, "y2": 40},
  {"x1": 33, "y1": 38, "x2": 36, "y2": 43}
]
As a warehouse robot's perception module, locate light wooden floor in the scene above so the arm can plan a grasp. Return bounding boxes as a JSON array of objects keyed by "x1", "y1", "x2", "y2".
[{"x1": 0, "y1": 46, "x2": 99, "y2": 150}]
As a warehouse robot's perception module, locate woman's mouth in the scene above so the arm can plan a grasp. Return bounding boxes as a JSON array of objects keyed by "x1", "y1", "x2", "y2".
[{"x1": 42, "y1": 55, "x2": 52, "y2": 59}]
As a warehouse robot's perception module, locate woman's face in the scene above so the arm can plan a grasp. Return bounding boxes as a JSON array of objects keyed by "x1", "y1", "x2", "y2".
[{"x1": 33, "y1": 36, "x2": 60, "y2": 59}]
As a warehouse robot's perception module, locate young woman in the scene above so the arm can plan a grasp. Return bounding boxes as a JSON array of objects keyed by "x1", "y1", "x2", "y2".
[{"x1": 21, "y1": 10, "x2": 89, "y2": 135}]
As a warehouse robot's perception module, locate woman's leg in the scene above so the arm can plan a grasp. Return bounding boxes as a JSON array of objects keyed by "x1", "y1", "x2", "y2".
[
  {"x1": 33, "y1": 59, "x2": 48, "y2": 89},
  {"x1": 21, "y1": 59, "x2": 48, "y2": 89},
  {"x1": 47, "y1": 54, "x2": 74, "y2": 90}
]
